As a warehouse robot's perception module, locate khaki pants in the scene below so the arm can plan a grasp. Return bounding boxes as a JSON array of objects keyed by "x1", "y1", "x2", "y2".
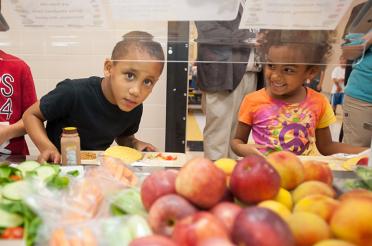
[
  {"x1": 343, "y1": 95, "x2": 372, "y2": 147},
  {"x1": 202, "y1": 72, "x2": 257, "y2": 160}
]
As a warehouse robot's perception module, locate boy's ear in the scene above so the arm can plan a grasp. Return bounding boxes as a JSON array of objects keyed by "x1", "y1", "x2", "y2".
[
  {"x1": 104, "y1": 59, "x2": 113, "y2": 77},
  {"x1": 307, "y1": 66, "x2": 321, "y2": 81}
]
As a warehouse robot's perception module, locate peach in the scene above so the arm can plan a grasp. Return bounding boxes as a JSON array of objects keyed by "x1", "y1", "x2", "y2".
[
  {"x1": 293, "y1": 194, "x2": 339, "y2": 222},
  {"x1": 267, "y1": 151, "x2": 305, "y2": 190},
  {"x1": 287, "y1": 212, "x2": 331, "y2": 246},
  {"x1": 338, "y1": 189, "x2": 372, "y2": 201},
  {"x1": 330, "y1": 197, "x2": 372, "y2": 246},
  {"x1": 273, "y1": 188, "x2": 293, "y2": 210},
  {"x1": 313, "y1": 239, "x2": 357, "y2": 246},
  {"x1": 302, "y1": 160, "x2": 333, "y2": 186},
  {"x1": 258, "y1": 200, "x2": 291, "y2": 220},
  {"x1": 292, "y1": 181, "x2": 336, "y2": 203}
]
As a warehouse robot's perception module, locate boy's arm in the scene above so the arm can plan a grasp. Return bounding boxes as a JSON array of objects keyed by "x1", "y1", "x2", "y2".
[
  {"x1": 22, "y1": 101, "x2": 60, "y2": 163},
  {"x1": 116, "y1": 134, "x2": 157, "y2": 151},
  {"x1": 315, "y1": 127, "x2": 367, "y2": 155},
  {"x1": 231, "y1": 122, "x2": 265, "y2": 157}
]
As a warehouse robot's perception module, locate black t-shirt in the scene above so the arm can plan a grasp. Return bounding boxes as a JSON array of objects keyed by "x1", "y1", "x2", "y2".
[{"x1": 40, "y1": 76, "x2": 142, "y2": 151}]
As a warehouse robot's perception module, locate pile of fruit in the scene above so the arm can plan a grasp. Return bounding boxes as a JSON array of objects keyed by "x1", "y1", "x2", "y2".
[{"x1": 135, "y1": 151, "x2": 372, "y2": 246}]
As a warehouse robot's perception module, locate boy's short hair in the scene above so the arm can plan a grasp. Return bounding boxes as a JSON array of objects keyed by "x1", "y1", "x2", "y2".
[
  {"x1": 111, "y1": 31, "x2": 165, "y2": 64},
  {"x1": 258, "y1": 30, "x2": 335, "y2": 65}
]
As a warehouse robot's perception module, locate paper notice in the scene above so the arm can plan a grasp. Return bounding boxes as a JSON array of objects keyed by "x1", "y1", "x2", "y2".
[
  {"x1": 108, "y1": 0, "x2": 240, "y2": 21},
  {"x1": 239, "y1": 0, "x2": 353, "y2": 30},
  {"x1": 9, "y1": 0, "x2": 105, "y2": 28}
]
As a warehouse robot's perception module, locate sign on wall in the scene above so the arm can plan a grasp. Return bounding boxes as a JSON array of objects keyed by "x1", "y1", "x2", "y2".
[{"x1": 239, "y1": 0, "x2": 353, "y2": 30}]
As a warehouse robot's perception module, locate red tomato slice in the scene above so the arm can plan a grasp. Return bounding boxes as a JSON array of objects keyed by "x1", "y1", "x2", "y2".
[
  {"x1": 9, "y1": 175, "x2": 22, "y2": 181},
  {"x1": 1, "y1": 227, "x2": 24, "y2": 239}
]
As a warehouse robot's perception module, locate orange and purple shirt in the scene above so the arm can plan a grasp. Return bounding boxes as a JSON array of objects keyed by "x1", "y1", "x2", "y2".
[{"x1": 238, "y1": 88, "x2": 336, "y2": 155}]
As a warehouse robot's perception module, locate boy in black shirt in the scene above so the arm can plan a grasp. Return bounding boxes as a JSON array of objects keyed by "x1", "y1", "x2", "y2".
[{"x1": 23, "y1": 31, "x2": 165, "y2": 163}]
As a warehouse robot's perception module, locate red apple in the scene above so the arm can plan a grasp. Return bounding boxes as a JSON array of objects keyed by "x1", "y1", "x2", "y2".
[
  {"x1": 172, "y1": 212, "x2": 229, "y2": 246},
  {"x1": 230, "y1": 155, "x2": 281, "y2": 204},
  {"x1": 357, "y1": 157, "x2": 369, "y2": 166},
  {"x1": 148, "y1": 194, "x2": 197, "y2": 237},
  {"x1": 141, "y1": 169, "x2": 178, "y2": 211},
  {"x1": 129, "y1": 235, "x2": 177, "y2": 246},
  {"x1": 232, "y1": 207, "x2": 295, "y2": 246},
  {"x1": 175, "y1": 157, "x2": 226, "y2": 209},
  {"x1": 210, "y1": 202, "x2": 242, "y2": 234}
]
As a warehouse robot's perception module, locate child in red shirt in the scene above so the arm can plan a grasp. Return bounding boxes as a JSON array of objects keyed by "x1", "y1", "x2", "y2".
[{"x1": 0, "y1": 50, "x2": 37, "y2": 155}]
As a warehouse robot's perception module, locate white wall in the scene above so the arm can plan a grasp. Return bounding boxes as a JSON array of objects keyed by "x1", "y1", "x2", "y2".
[{"x1": 1, "y1": 2, "x2": 168, "y2": 155}]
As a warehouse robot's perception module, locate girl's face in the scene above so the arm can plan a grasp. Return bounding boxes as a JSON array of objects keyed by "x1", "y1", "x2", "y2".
[
  {"x1": 264, "y1": 45, "x2": 318, "y2": 102},
  {"x1": 104, "y1": 48, "x2": 163, "y2": 112}
]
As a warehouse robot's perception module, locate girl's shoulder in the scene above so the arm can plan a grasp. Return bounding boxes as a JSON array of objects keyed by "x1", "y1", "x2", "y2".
[{"x1": 244, "y1": 88, "x2": 268, "y2": 101}]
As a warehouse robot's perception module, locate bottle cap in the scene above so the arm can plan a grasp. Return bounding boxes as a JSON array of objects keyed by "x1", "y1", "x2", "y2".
[{"x1": 63, "y1": 127, "x2": 78, "y2": 134}]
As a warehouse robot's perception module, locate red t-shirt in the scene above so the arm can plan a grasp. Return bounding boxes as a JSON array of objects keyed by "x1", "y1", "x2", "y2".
[{"x1": 0, "y1": 50, "x2": 37, "y2": 155}]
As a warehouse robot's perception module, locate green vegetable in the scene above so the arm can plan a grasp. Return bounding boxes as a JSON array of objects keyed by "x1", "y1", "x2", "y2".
[
  {"x1": 47, "y1": 176, "x2": 70, "y2": 189},
  {"x1": 355, "y1": 166, "x2": 372, "y2": 189},
  {"x1": 343, "y1": 179, "x2": 369, "y2": 191},
  {"x1": 0, "y1": 201, "x2": 42, "y2": 246},
  {"x1": 16, "y1": 161, "x2": 40, "y2": 178},
  {"x1": 67, "y1": 170, "x2": 80, "y2": 177},
  {"x1": 110, "y1": 188, "x2": 147, "y2": 217}
]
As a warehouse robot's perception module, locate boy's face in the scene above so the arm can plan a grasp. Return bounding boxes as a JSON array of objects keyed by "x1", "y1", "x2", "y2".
[
  {"x1": 104, "y1": 48, "x2": 163, "y2": 112},
  {"x1": 264, "y1": 45, "x2": 318, "y2": 99}
]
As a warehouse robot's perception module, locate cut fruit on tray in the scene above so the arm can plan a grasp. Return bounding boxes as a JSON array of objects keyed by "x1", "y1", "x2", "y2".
[{"x1": 104, "y1": 146, "x2": 143, "y2": 164}]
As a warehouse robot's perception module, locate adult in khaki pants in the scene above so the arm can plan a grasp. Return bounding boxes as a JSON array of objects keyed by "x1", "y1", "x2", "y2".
[{"x1": 195, "y1": 10, "x2": 258, "y2": 160}]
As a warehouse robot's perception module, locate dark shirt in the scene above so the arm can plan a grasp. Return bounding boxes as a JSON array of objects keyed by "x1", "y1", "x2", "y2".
[
  {"x1": 195, "y1": 11, "x2": 255, "y2": 92},
  {"x1": 40, "y1": 76, "x2": 142, "y2": 151}
]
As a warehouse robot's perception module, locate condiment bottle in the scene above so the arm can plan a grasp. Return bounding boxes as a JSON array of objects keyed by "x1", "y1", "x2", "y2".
[{"x1": 61, "y1": 127, "x2": 81, "y2": 165}]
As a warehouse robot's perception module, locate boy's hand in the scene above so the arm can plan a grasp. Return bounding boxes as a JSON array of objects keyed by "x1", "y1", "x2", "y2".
[
  {"x1": 38, "y1": 148, "x2": 61, "y2": 164},
  {"x1": 133, "y1": 140, "x2": 158, "y2": 152}
]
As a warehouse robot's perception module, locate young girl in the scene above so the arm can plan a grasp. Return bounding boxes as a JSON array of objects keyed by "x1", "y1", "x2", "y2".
[{"x1": 231, "y1": 30, "x2": 367, "y2": 156}]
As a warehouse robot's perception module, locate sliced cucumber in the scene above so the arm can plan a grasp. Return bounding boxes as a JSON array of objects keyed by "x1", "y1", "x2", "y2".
[
  {"x1": 34, "y1": 165, "x2": 58, "y2": 182},
  {"x1": 0, "y1": 208, "x2": 23, "y2": 227},
  {"x1": 1, "y1": 180, "x2": 30, "y2": 201},
  {"x1": 16, "y1": 161, "x2": 40, "y2": 178}
]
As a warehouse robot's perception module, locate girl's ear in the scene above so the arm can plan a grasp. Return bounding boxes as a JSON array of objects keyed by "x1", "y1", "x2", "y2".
[
  {"x1": 307, "y1": 66, "x2": 321, "y2": 81},
  {"x1": 104, "y1": 59, "x2": 113, "y2": 77}
]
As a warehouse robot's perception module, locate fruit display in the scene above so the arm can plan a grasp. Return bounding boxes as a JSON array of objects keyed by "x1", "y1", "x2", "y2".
[
  {"x1": 136, "y1": 153, "x2": 372, "y2": 246},
  {"x1": 1, "y1": 151, "x2": 372, "y2": 246}
]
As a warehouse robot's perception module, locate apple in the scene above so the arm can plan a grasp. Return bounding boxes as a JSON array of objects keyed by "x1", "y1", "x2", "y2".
[
  {"x1": 292, "y1": 181, "x2": 336, "y2": 204},
  {"x1": 175, "y1": 157, "x2": 226, "y2": 209},
  {"x1": 129, "y1": 235, "x2": 177, "y2": 246},
  {"x1": 293, "y1": 194, "x2": 340, "y2": 223},
  {"x1": 148, "y1": 194, "x2": 197, "y2": 237},
  {"x1": 302, "y1": 160, "x2": 333, "y2": 186},
  {"x1": 141, "y1": 169, "x2": 178, "y2": 211},
  {"x1": 230, "y1": 154, "x2": 281, "y2": 204},
  {"x1": 231, "y1": 207, "x2": 295, "y2": 246},
  {"x1": 210, "y1": 202, "x2": 242, "y2": 234},
  {"x1": 330, "y1": 197, "x2": 372, "y2": 246},
  {"x1": 357, "y1": 157, "x2": 369, "y2": 166},
  {"x1": 172, "y1": 211, "x2": 229, "y2": 246},
  {"x1": 267, "y1": 151, "x2": 305, "y2": 190},
  {"x1": 197, "y1": 238, "x2": 234, "y2": 246},
  {"x1": 287, "y1": 212, "x2": 331, "y2": 246},
  {"x1": 338, "y1": 189, "x2": 372, "y2": 201}
]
